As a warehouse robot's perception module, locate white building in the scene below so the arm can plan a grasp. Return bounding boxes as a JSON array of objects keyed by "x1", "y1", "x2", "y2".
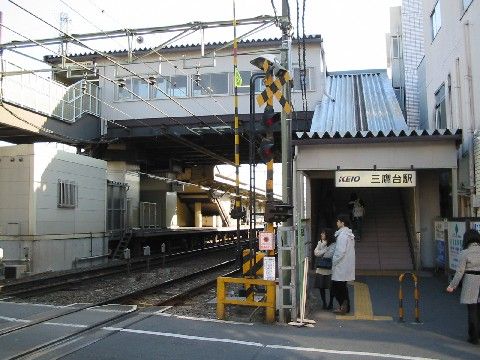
[
  {"x1": 0, "y1": 143, "x2": 108, "y2": 276},
  {"x1": 419, "y1": 0, "x2": 479, "y2": 216}
]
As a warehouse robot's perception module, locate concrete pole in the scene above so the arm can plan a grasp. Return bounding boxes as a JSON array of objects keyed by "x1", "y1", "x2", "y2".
[
  {"x1": 194, "y1": 202, "x2": 202, "y2": 227},
  {"x1": 281, "y1": 0, "x2": 293, "y2": 225}
]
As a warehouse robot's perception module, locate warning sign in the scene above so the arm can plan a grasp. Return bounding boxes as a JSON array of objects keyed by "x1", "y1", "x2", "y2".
[
  {"x1": 259, "y1": 231, "x2": 275, "y2": 251},
  {"x1": 263, "y1": 256, "x2": 276, "y2": 281}
]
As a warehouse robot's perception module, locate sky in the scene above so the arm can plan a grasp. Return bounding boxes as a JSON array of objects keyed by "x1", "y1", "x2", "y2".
[
  {"x1": 1, "y1": 0, "x2": 402, "y2": 71},
  {"x1": 0, "y1": 0, "x2": 402, "y2": 191}
]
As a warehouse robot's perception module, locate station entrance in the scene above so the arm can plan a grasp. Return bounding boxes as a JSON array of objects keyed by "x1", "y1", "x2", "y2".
[
  {"x1": 311, "y1": 177, "x2": 416, "y2": 270},
  {"x1": 293, "y1": 131, "x2": 461, "y2": 271}
]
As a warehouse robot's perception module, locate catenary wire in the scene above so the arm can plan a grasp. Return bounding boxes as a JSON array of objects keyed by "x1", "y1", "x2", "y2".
[
  {"x1": 8, "y1": 0, "x2": 225, "y2": 136},
  {"x1": 58, "y1": 0, "x2": 244, "y2": 139},
  {"x1": 0, "y1": 22, "x2": 236, "y2": 165}
]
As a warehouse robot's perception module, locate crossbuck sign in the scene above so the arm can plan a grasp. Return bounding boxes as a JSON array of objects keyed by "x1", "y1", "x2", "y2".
[{"x1": 335, "y1": 170, "x2": 416, "y2": 188}]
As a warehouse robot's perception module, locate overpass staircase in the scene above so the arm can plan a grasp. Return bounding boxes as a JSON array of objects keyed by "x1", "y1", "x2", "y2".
[{"x1": 0, "y1": 60, "x2": 103, "y2": 143}]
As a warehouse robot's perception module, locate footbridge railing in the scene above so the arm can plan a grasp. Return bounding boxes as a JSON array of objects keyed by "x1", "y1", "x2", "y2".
[{"x1": 1, "y1": 60, "x2": 100, "y2": 123}]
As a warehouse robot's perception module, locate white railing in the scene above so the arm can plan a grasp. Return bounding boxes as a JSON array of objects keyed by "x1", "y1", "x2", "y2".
[
  {"x1": 1, "y1": 61, "x2": 100, "y2": 122},
  {"x1": 140, "y1": 202, "x2": 158, "y2": 229}
]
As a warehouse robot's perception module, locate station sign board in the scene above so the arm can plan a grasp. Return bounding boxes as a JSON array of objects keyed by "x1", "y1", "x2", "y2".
[
  {"x1": 259, "y1": 231, "x2": 275, "y2": 251},
  {"x1": 335, "y1": 170, "x2": 416, "y2": 188}
]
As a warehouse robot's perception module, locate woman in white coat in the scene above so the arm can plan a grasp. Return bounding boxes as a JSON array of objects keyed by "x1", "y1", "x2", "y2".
[
  {"x1": 332, "y1": 214, "x2": 356, "y2": 315},
  {"x1": 447, "y1": 229, "x2": 480, "y2": 345}
]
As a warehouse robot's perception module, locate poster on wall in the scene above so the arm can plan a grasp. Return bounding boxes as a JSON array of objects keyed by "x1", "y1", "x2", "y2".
[
  {"x1": 470, "y1": 222, "x2": 480, "y2": 233},
  {"x1": 447, "y1": 221, "x2": 465, "y2": 271},
  {"x1": 434, "y1": 221, "x2": 445, "y2": 267}
]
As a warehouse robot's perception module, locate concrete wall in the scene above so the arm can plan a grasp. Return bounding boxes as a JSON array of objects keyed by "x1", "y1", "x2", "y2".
[
  {"x1": 296, "y1": 140, "x2": 458, "y2": 171},
  {"x1": 0, "y1": 143, "x2": 108, "y2": 275},
  {"x1": 0, "y1": 145, "x2": 32, "y2": 236},
  {"x1": 95, "y1": 42, "x2": 325, "y2": 121},
  {"x1": 418, "y1": 170, "x2": 440, "y2": 268}
]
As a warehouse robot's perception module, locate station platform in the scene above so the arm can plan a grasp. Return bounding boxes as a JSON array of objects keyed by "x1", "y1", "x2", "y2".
[{"x1": 0, "y1": 274, "x2": 478, "y2": 359}]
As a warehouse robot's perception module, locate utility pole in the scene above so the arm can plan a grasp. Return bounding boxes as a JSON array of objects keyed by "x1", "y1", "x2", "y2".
[{"x1": 280, "y1": 0, "x2": 293, "y2": 224}]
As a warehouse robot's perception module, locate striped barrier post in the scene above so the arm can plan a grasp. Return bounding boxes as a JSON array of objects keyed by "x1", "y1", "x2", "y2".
[{"x1": 398, "y1": 272, "x2": 420, "y2": 323}]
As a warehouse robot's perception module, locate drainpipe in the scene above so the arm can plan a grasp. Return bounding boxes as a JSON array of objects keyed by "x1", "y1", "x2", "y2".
[{"x1": 464, "y1": 22, "x2": 477, "y2": 216}]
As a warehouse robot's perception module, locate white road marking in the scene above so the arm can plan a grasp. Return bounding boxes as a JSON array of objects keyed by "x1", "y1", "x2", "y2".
[
  {"x1": 44, "y1": 322, "x2": 88, "y2": 328},
  {"x1": 101, "y1": 327, "x2": 439, "y2": 360},
  {"x1": 266, "y1": 345, "x2": 439, "y2": 360},
  {"x1": 0, "y1": 301, "x2": 64, "y2": 308},
  {"x1": 0, "y1": 316, "x2": 31, "y2": 323},
  {"x1": 103, "y1": 327, "x2": 264, "y2": 347},
  {"x1": 174, "y1": 315, "x2": 253, "y2": 326}
]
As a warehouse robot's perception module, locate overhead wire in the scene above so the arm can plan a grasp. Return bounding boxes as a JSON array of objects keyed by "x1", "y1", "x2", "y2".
[
  {"x1": 58, "y1": 0, "x2": 236, "y2": 138},
  {"x1": 19, "y1": 0, "x2": 276, "y2": 145},
  {"x1": 8, "y1": 1, "x2": 225, "y2": 136},
  {"x1": 0, "y1": 22, "x2": 235, "y2": 165},
  {"x1": 61, "y1": 0, "x2": 275, "y2": 145}
]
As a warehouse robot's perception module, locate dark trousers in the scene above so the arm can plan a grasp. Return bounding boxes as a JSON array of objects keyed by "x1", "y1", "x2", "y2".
[
  {"x1": 332, "y1": 281, "x2": 350, "y2": 310},
  {"x1": 467, "y1": 303, "x2": 480, "y2": 341}
]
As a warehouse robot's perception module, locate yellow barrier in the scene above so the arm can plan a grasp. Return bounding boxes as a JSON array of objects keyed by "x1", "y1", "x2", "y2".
[
  {"x1": 398, "y1": 272, "x2": 420, "y2": 323},
  {"x1": 216, "y1": 276, "x2": 276, "y2": 323}
]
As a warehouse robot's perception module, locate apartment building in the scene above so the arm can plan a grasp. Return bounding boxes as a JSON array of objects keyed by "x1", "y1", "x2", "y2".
[
  {"x1": 387, "y1": 0, "x2": 425, "y2": 128},
  {"x1": 420, "y1": 0, "x2": 479, "y2": 216}
]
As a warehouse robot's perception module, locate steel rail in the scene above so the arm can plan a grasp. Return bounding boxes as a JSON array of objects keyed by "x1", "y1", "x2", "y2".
[{"x1": 0, "y1": 242, "x2": 243, "y2": 297}]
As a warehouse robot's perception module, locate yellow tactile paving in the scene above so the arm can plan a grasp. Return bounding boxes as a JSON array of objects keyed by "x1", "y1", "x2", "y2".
[{"x1": 336, "y1": 281, "x2": 393, "y2": 321}]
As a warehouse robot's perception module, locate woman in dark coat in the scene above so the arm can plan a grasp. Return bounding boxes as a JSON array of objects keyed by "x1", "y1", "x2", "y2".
[
  {"x1": 314, "y1": 228, "x2": 335, "y2": 309},
  {"x1": 447, "y1": 229, "x2": 480, "y2": 345}
]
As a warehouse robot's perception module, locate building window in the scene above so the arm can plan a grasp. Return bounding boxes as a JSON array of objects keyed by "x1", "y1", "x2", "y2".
[
  {"x1": 115, "y1": 78, "x2": 132, "y2": 101},
  {"x1": 131, "y1": 78, "x2": 149, "y2": 99},
  {"x1": 392, "y1": 36, "x2": 401, "y2": 59},
  {"x1": 192, "y1": 72, "x2": 229, "y2": 96},
  {"x1": 435, "y1": 84, "x2": 447, "y2": 128},
  {"x1": 151, "y1": 75, "x2": 188, "y2": 99},
  {"x1": 463, "y1": 0, "x2": 473, "y2": 11},
  {"x1": 431, "y1": 1, "x2": 442, "y2": 40},
  {"x1": 58, "y1": 180, "x2": 77, "y2": 208},
  {"x1": 293, "y1": 67, "x2": 313, "y2": 91}
]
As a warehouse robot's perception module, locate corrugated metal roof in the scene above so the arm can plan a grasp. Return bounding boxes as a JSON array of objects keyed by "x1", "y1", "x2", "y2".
[
  {"x1": 310, "y1": 71, "x2": 407, "y2": 133},
  {"x1": 44, "y1": 35, "x2": 322, "y2": 62}
]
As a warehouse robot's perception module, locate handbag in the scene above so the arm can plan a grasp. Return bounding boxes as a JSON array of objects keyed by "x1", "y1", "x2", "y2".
[{"x1": 315, "y1": 256, "x2": 332, "y2": 269}]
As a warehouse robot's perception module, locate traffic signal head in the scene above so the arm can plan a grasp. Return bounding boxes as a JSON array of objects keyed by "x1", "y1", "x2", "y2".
[
  {"x1": 263, "y1": 106, "x2": 281, "y2": 128},
  {"x1": 258, "y1": 138, "x2": 274, "y2": 163}
]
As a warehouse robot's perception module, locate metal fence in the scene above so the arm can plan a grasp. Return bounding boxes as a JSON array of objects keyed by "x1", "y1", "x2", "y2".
[{"x1": 140, "y1": 202, "x2": 158, "y2": 228}]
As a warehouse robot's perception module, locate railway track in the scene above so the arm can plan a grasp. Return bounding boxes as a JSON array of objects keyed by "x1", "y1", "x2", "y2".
[
  {"x1": 0, "y1": 259, "x2": 240, "y2": 359},
  {"x1": 0, "y1": 242, "x2": 240, "y2": 298}
]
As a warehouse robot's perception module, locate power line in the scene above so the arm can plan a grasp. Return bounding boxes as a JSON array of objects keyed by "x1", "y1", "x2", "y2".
[
  {"x1": 10, "y1": 0, "x2": 265, "y2": 140},
  {"x1": 0, "y1": 22, "x2": 235, "y2": 165},
  {"x1": 58, "y1": 0, "x2": 235, "y2": 137},
  {"x1": 58, "y1": 0, "x2": 274, "y2": 146}
]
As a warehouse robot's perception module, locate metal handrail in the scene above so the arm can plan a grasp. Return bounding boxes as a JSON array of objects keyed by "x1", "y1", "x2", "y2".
[{"x1": 1, "y1": 60, "x2": 100, "y2": 122}]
